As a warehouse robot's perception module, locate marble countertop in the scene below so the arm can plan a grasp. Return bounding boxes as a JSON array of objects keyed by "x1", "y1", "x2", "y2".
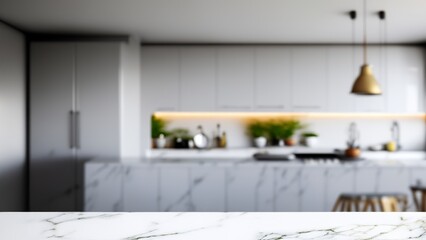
[
  {"x1": 1, "y1": 212, "x2": 426, "y2": 239},
  {"x1": 147, "y1": 148, "x2": 426, "y2": 160},
  {"x1": 89, "y1": 156, "x2": 426, "y2": 168}
]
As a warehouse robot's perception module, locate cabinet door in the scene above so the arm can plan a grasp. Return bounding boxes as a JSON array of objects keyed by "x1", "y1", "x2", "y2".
[
  {"x1": 141, "y1": 47, "x2": 179, "y2": 112},
  {"x1": 300, "y1": 167, "x2": 326, "y2": 211},
  {"x1": 291, "y1": 47, "x2": 328, "y2": 112},
  {"x1": 355, "y1": 167, "x2": 379, "y2": 193},
  {"x1": 226, "y1": 165, "x2": 274, "y2": 211},
  {"x1": 327, "y1": 46, "x2": 360, "y2": 112},
  {"x1": 190, "y1": 166, "x2": 226, "y2": 211},
  {"x1": 123, "y1": 165, "x2": 159, "y2": 211},
  {"x1": 275, "y1": 167, "x2": 302, "y2": 211},
  {"x1": 254, "y1": 47, "x2": 291, "y2": 111},
  {"x1": 84, "y1": 163, "x2": 123, "y2": 211},
  {"x1": 180, "y1": 47, "x2": 216, "y2": 111},
  {"x1": 217, "y1": 47, "x2": 254, "y2": 111},
  {"x1": 355, "y1": 46, "x2": 386, "y2": 112},
  {"x1": 387, "y1": 47, "x2": 424, "y2": 113},
  {"x1": 159, "y1": 166, "x2": 191, "y2": 211},
  {"x1": 325, "y1": 166, "x2": 356, "y2": 211},
  {"x1": 76, "y1": 42, "x2": 121, "y2": 158},
  {"x1": 30, "y1": 42, "x2": 76, "y2": 211}
]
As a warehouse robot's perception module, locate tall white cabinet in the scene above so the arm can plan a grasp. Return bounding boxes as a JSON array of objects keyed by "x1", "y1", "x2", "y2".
[{"x1": 30, "y1": 41, "x2": 121, "y2": 211}]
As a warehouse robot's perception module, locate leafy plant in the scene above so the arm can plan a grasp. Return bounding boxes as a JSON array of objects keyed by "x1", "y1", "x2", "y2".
[
  {"x1": 151, "y1": 115, "x2": 169, "y2": 139},
  {"x1": 269, "y1": 120, "x2": 304, "y2": 140},
  {"x1": 247, "y1": 121, "x2": 269, "y2": 138},
  {"x1": 302, "y1": 132, "x2": 318, "y2": 138}
]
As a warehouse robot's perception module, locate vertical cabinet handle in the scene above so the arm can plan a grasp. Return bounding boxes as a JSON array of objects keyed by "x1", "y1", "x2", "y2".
[
  {"x1": 75, "y1": 111, "x2": 81, "y2": 149},
  {"x1": 69, "y1": 111, "x2": 75, "y2": 149}
]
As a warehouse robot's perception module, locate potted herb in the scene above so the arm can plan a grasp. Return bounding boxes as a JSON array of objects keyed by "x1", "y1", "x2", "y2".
[
  {"x1": 268, "y1": 120, "x2": 286, "y2": 146},
  {"x1": 277, "y1": 120, "x2": 303, "y2": 146},
  {"x1": 302, "y1": 132, "x2": 319, "y2": 147},
  {"x1": 247, "y1": 121, "x2": 269, "y2": 148},
  {"x1": 151, "y1": 115, "x2": 169, "y2": 148},
  {"x1": 169, "y1": 128, "x2": 193, "y2": 149}
]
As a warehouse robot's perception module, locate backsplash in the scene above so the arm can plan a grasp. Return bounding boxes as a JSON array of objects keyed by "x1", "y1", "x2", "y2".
[{"x1": 156, "y1": 114, "x2": 426, "y2": 150}]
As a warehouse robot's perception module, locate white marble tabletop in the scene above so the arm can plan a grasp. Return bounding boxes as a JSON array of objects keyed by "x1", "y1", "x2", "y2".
[{"x1": 1, "y1": 212, "x2": 426, "y2": 239}]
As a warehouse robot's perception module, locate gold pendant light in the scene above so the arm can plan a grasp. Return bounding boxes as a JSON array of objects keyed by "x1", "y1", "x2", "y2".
[{"x1": 351, "y1": 0, "x2": 382, "y2": 95}]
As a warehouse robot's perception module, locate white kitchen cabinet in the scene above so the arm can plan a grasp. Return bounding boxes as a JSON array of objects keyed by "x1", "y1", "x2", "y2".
[
  {"x1": 274, "y1": 167, "x2": 302, "y2": 211},
  {"x1": 354, "y1": 46, "x2": 387, "y2": 112},
  {"x1": 354, "y1": 167, "x2": 379, "y2": 193},
  {"x1": 254, "y1": 47, "x2": 291, "y2": 111},
  {"x1": 30, "y1": 43, "x2": 76, "y2": 211},
  {"x1": 31, "y1": 41, "x2": 122, "y2": 211},
  {"x1": 377, "y1": 167, "x2": 412, "y2": 210},
  {"x1": 180, "y1": 47, "x2": 216, "y2": 111},
  {"x1": 217, "y1": 47, "x2": 254, "y2": 111},
  {"x1": 387, "y1": 47, "x2": 424, "y2": 113},
  {"x1": 76, "y1": 43, "x2": 121, "y2": 158},
  {"x1": 300, "y1": 167, "x2": 327, "y2": 211},
  {"x1": 291, "y1": 47, "x2": 328, "y2": 112},
  {"x1": 190, "y1": 166, "x2": 226, "y2": 211},
  {"x1": 325, "y1": 167, "x2": 356, "y2": 211},
  {"x1": 255, "y1": 166, "x2": 275, "y2": 211},
  {"x1": 84, "y1": 163, "x2": 123, "y2": 212},
  {"x1": 226, "y1": 165, "x2": 274, "y2": 211},
  {"x1": 159, "y1": 166, "x2": 191, "y2": 211},
  {"x1": 376, "y1": 167, "x2": 410, "y2": 193},
  {"x1": 123, "y1": 165, "x2": 159, "y2": 211},
  {"x1": 327, "y1": 46, "x2": 360, "y2": 112},
  {"x1": 140, "y1": 47, "x2": 179, "y2": 112}
]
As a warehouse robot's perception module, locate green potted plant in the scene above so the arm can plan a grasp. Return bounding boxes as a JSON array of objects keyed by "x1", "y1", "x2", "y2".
[
  {"x1": 247, "y1": 121, "x2": 269, "y2": 148},
  {"x1": 151, "y1": 115, "x2": 169, "y2": 148},
  {"x1": 277, "y1": 120, "x2": 304, "y2": 146},
  {"x1": 302, "y1": 132, "x2": 319, "y2": 147}
]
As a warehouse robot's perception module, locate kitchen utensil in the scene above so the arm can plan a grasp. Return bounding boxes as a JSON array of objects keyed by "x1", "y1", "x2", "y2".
[{"x1": 193, "y1": 125, "x2": 209, "y2": 149}]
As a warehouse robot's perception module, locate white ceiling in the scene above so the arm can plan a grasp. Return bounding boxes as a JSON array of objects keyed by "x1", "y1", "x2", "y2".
[{"x1": 1, "y1": 0, "x2": 426, "y2": 43}]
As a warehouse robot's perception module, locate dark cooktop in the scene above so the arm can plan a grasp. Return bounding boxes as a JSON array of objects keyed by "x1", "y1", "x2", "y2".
[{"x1": 253, "y1": 152, "x2": 363, "y2": 161}]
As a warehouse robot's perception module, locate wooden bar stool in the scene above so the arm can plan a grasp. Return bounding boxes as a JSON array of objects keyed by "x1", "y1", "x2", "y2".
[
  {"x1": 332, "y1": 193, "x2": 407, "y2": 212},
  {"x1": 410, "y1": 186, "x2": 426, "y2": 211}
]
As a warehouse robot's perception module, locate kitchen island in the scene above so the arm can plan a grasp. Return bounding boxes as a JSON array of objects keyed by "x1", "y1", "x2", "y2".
[
  {"x1": 85, "y1": 150, "x2": 426, "y2": 212},
  {"x1": 1, "y1": 212, "x2": 426, "y2": 239}
]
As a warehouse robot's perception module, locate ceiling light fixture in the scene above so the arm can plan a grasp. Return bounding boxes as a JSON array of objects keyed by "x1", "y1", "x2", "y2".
[{"x1": 351, "y1": 0, "x2": 382, "y2": 95}]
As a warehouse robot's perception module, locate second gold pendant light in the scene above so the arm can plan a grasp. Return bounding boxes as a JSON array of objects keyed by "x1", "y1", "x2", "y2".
[{"x1": 351, "y1": 0, "x2": 382, "y2": 95}]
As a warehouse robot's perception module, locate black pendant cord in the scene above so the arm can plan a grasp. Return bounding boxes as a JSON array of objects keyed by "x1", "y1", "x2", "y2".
[
  {"x1": 379, "y1": 10, "x2": 387, "y2": 86},
  {"x1": 363, "y1": 0, "x2": 368, "y2": 65},
  {"x1": 350, "y1": 10, "x2": 357, "y2": 77}
]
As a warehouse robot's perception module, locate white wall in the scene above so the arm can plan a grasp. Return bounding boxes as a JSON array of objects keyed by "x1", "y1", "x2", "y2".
[{"x1": 0, "y1": 22, "x2": 26, "y2": 210}]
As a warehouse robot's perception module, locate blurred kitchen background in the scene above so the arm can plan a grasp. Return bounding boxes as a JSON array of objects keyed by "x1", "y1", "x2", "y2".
[{"x1": 1, "y1": 0, "x2": 426, "y2": 213}]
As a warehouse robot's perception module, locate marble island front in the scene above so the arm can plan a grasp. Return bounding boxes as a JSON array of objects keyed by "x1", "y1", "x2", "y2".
[{"x1": 85, "y1": 151, "x2": 426, "y2": 212}]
